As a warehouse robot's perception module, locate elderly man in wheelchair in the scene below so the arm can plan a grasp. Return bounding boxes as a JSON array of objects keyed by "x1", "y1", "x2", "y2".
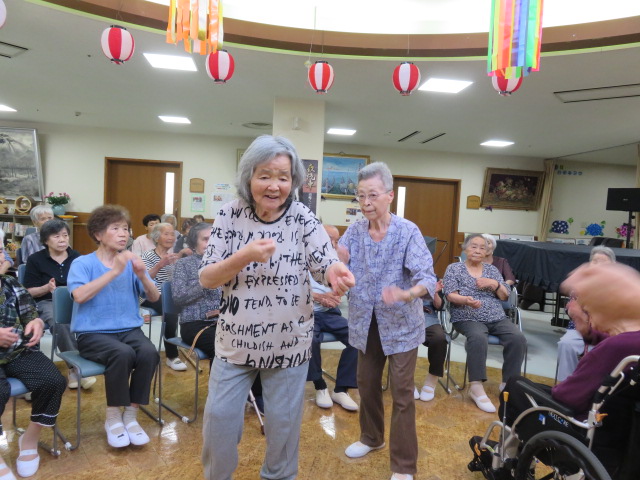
[{"x1": 468, "y1": 263, "x2": 640, "y2": 480}]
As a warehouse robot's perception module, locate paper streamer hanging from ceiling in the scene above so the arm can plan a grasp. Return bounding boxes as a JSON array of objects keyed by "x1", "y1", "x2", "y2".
[
  {"x1": 166, "y1": 0, "x2": 224, "y2": 55},
  {"x1": 487, "y1": 0, "x2": 543, "y2": 79}
]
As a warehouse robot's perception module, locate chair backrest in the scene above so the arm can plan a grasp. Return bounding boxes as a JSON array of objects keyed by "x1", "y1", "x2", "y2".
[
  {"x1": 161, "y1": 281, "x2": 180, "y2": 316},
  {"x1": 24, "y1": 227, "x2": 37, "y2": 236},
  {"x1": 17, "y1": 264, "x2": 26, "y2": 284},
  {"x1": 52, "y1": 286, "x2": 74, "y2": 325}
]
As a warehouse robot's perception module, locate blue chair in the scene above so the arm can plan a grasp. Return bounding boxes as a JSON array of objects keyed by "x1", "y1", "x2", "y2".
[
  {"x1": 52, "y1": 287, "x2": 162, "y2": 450},
  {"x1": 17, "y1": 264, "x2": 26, "y2": 285},
  {"x1": 157, "y1": 281, "x2": 210, "y2": 423}
]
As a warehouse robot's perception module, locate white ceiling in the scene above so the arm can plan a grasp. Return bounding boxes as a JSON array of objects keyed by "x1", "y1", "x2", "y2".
[{"x1": 0, "y1": 0, "x2": 639, "y2": 165}]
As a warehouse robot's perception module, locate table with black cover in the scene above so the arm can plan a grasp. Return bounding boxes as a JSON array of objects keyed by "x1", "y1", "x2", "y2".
[{"x1": 494, "y1": 240, "x2": 640, "y2": 324}]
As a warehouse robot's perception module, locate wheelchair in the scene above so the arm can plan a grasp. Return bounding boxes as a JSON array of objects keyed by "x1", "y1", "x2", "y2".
[{"x1": 468, "y1": 355, "x2": 640, "y2": 480}]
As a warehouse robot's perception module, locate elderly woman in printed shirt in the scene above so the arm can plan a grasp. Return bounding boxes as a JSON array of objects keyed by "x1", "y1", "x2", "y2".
[
  {"x1": 338, "y1": 161, "x2": 436, "y2": 480},
  {"x1": 199, "y1": 135, "x2": 354, "y2": 480}
]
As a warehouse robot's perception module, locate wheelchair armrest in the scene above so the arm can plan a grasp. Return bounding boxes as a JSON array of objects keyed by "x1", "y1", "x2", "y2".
[{"x1": 515, "y1": 379, "x2": 575, "y2": 417}]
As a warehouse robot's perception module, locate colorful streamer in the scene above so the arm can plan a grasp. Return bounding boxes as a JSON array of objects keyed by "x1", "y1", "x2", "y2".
[
  {"x1": 487, "y1": 0, "x2": 543, "y2": 79},
  {"x1": 166, "y1": 0, "x2": 223, "y2": 55}
]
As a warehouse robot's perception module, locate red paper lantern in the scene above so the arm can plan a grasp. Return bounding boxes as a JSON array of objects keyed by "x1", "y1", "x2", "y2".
[
  {"x1": 308, "y1": 61, "x2": 334, "y2": 94},
  {"x1": 392, "y1": 62, "x2": 421, "y2": 96},
  {"x1": 101, "y1": 25, "x2": 135, "y2": 65},
  {"x1": 0, "y1": 0, "x2": 6, "y2": 29},
  {"x1": 206, "y1": 50, "x2": 235, "y2": 84},
  {"x1": 492, "y1": 75, "x2": 523, "y2": 96}
]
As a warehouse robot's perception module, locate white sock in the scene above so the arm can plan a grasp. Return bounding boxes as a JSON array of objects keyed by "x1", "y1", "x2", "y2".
[
  {"x1": 106, "y1": 407, "x2": 124, "y2": 435},
  {"x1": 470, "y1": 382, "x2": 488, "y2": 398},
  {"x1": 123, "y1": 406, "x2": 144, "y2": 435}
]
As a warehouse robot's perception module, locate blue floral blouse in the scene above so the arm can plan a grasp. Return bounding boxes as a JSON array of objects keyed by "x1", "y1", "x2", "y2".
[{"x1": 339, "y1": 214, "x2": 436, "y2": 355}]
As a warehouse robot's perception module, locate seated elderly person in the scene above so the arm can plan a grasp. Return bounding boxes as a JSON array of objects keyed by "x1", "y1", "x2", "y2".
[
  {"x1": 481, "y1": 234, "x2": 516, "y2": 286},
  {"x1": 556, "y1": 245, "x2": 615, "y2": 382},
  {"x1": 68, "y1": 205, "x2": 160, "y2": 448},
  {"x1": 444, "y1": 233, "x2": 526, "y2": 413},
  {"x1": 414, "y1": 279, "x2": 448, "y2": 402},
  {"x1": 20, "y1": 205, "x2": 54, "y2": 263},
  {"x1": 307, "y1": 224, "x2": 358, "y2": 412},
  {"x1": 0, "y1": 274, "x2": 66, "y2": 478},
  {"x1": 140, "y1": 222, "x2": 186, "y2": 372},
  {"x1": 23, "y1": 219, "x2": 96, "y2": 390},
  {"x1": 0, "y1": 231, "x2": 12, "y2": 275},
  {"x1": 174, "y1": 218, "x2": 197, "y2": 255},
  {"x1": 131, "y1": 214, "x2": 161, "y2": 257},
  {"x1": 499, "y1": 262, "x2": 640, "y2": 477}
]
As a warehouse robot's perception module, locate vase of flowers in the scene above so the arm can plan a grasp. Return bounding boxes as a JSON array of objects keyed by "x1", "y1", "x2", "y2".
[{"x1": 44, "y1": 192, "x2": 70, "y2": 216}]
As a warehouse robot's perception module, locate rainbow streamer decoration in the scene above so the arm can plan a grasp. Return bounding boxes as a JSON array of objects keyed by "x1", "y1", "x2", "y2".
[
  {"x1": 166, "y1": 0, "x2": 224, "y2": 55},
  {"x1": 488, "y1": 0, "x2": 544, "y2": 79}
]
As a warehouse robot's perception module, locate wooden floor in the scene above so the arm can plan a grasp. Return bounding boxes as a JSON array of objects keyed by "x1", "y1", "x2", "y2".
[{"x1": 0, "y1": 350, "x2": 552, "y2": 480}]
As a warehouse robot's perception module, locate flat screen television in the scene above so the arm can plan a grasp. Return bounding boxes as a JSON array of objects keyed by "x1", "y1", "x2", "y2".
[{"x1": 606, "y1": 188, "x2": 640, "y2": 212}]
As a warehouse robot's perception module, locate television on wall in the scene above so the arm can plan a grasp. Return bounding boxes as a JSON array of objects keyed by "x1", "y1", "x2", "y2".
[{"x1": 606, "y1": 188, "x2": 640, "y2": 212}]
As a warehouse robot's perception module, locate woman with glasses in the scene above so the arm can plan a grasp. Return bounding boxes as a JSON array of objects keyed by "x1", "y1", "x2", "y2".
[
  {"x1": 338, "y1": 162, "x2": 436, "y2": 480},
  {"x1": 443, "y1": 233, "x2": 526, "y2": 413}
]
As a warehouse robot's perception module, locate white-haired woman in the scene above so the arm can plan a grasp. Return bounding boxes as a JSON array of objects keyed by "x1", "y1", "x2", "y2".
[
  {"x1": 556, "y1": 245, "x2": 616, "y2": 381},
  {"x1": 481, "y1": 234, "x2": 516, "y2": 286},
  {"x1": 338, "y1": 161, "x2": 436, "y2": 480},
  {"x1": 199, "y1": 135, "x2": 354, "y2": 480},
  {"x1": 21, "y1": 205, "x2": 54, "y2": 263},
  {"x1": 140, "y1": 223, "x2": 186, "y2": 372}
]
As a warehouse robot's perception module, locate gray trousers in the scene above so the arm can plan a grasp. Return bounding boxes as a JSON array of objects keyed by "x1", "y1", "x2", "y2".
[
  {"x1": 202, "y1": 358, "x2": 307, "y2": 480},
  {"x1": 556, "y1": 329, "x2": 585, "y2": 382},
  {"x1": 38, "y1": 299, "x2": 77, "y2": 353},
  {"x1": 453, "y1": 318, "x2": 526, "y2": 383}
]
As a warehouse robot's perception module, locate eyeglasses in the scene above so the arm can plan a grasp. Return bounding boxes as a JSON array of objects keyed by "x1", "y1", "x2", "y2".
[{"x1": 355, "y1": 191, "x2": 388, "y2": 203}]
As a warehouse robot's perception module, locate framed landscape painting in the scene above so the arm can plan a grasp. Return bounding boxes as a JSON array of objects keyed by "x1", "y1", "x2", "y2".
[
  {"x1": 480, "y1": 168, "x2": 544, "y2": 211},
  {"x1": 321, "y1": 153, "x2": 370, "y2": 200},
  {"x1": 0, "y1": 127, "x2": 44, "y2": 200}
]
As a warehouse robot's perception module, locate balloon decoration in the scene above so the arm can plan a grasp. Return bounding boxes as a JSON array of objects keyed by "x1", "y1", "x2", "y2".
[
  {"x1": 166, "y1": 0, "x2": 223, "y2": 55},
  {"x1": 206, "y1": 50, "x2": 235, "y2": 84},
  {"x1": 487, "y1": 0, "x2": 543, "y2": 79},
  {"x1": 308, "y1": 61, "x2": 334, "y2": 94},
  {"x1": 0, "y1": 0, "x2": 6, "y2": 29},
  {"x1": 492, "y1": 74, "x2": 523, "y2": 96},
  {"x1": 392, "y1": 62, "x2": 421, "y2": 96},
  {"x1": 101, "y1": 26, "x2": 135, "y2": 65}
]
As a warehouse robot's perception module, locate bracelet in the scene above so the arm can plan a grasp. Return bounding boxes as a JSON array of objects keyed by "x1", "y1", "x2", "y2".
[
  {"x1": 493, "y1": 283, "x2": 501, "y2": 293},
  {"x1": 408, "y1": 289, "x2": 416, "y2": 301}
]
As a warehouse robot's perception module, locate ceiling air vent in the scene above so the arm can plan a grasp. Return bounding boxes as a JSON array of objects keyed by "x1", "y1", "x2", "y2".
[
  {"x1": 421, "y1": 133, "x2": 446, "y2": 144},
  {"x1": 242, "y1": 122, "x2": 272, "y2": 130},
  {"x1": 554, "y1": 83, "x2": 640, "y2": 103},
  {"x1": 397, "y1": 131, "x2": 421, "y2": 142},
  {"x1": 0, "y1": 41, "x2": 29, "y2": 59}
]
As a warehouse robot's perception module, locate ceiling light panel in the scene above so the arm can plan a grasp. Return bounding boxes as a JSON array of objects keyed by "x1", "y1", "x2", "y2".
[
  {"x1": 481, "y1": 140, "x2": 514, "y2": 147},
  {"x1": 159, "y1": 116, "x2": 191, "y2": 124},
  {"x1": 327, "y1": 128, "x2": 356, "y2": 135},
  {"x1": 143, "y1": 53, "x2": 197, "y2": 71},
  {"x1": 419, "y1": 78, "x2": 473, "y2": 93},
  {"x1": 0, "y1": 105, "x2": 17, "y2": 112}
]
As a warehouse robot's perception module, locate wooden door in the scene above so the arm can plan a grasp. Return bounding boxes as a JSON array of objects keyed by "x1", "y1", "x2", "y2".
[
  {"x1": 391, "y1": 176, "x2": 460, "y2": 278},
  {"x1": 105, "y1": 158, "x2": 182, "y2": 238}
]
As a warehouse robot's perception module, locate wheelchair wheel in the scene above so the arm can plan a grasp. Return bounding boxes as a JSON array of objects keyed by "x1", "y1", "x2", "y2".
[{"x1": 515, "y1": 430, "x2": 612, "y2": 480}]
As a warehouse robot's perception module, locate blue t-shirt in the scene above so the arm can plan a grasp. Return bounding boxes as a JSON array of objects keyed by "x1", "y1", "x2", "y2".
[{"x1": 67, "y1": 252, "x2": 148, "y2": 335}]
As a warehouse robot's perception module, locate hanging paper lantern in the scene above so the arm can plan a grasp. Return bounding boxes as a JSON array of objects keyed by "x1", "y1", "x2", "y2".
[
  {"x1": 101, "y1": 25, "x2": 135, "y2": 65},
  {"x1": 308, "y1": 61, "x2": 334, "y2": 94},
  {"x1": 392, "y1": 62, "x2": 421, "y2": 96},
  {"x1": 492, "y1": 75, "x2": 523, "y2": 96},
  {"x1": 0, "y1": 0, "x2": 6, "y2": 29},
  {"x1": 205, "y1": 50, "x2": 235, "y2": 84}
]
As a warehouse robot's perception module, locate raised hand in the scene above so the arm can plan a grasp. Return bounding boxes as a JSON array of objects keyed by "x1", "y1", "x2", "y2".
[
  {"x1": 244, "y1": 239, "x2": 276, "y2": 263},
  {"x1": 326, "y1": 262, "x2": 355, "y2": 296}
]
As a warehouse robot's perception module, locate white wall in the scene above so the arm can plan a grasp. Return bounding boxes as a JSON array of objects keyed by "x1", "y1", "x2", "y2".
[{"x1": 547, "y1": 160, "x2": 636, "y2": 240}]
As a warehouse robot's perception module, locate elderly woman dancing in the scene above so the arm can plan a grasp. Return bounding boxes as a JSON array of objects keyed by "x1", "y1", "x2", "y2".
[
  {"x1": 444, "y1": 233, "x2": 526, "y2": 413},
  {"x1": 199, "y1": 135, "x2": 354, "y2": 480},
  {"x1": 339, "y1": 162, "x2": 436, "y2": 480}
]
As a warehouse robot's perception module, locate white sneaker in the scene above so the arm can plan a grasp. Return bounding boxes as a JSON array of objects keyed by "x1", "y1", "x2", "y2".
[
  {"x1": 68, "y1": 372, "x2": 79, "y2": 389},
  {"x1": 315, "y1": 389, "x2": 333, "y2": 408},
  {"x1": 345, "y1": 441, "x2": 385, "y2": 458},
  {"x1": 413, "y1": 386, "x2": 419, "y2": 400},
  {"x1": 469, "y1": 390, "x2": 497, "y2": 413},
  {"x1": 80, "y1": 377, "x2": 97, "y2": 390},
  {"x1": 391, "y1": 474, "x2": 413, "y2": 480},
  {"x1": 419, "y1": 385, "x2": 435, "y2": 402},
  {"x1": 330, "y1": 391, "x2": 358, "y2": 411},
  {"x1": 166, "y1": 357, "x2": 188, "y2": 371}
]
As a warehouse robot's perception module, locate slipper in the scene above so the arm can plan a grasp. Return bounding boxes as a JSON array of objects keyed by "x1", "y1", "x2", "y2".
[
  {"x1": 16, "y1": 435, "x2": 39, "y2": 477},
  {"x1": 469, "y1": 391, "x2": 496, "y2": 413},
  {"x1": 125, "y1": 421, "x2": 150, "y2": 446},
  {"x1": 105, "y1": 421, "x2": 130, "y2": 448},
  {"x1": 419, "y1": 385, "x2": 435, "y2": 402}
]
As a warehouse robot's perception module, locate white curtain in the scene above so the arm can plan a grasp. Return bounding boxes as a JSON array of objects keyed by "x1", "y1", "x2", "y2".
[{"x1": 536, "y1": 158, "x2": 556, "y2": 242}]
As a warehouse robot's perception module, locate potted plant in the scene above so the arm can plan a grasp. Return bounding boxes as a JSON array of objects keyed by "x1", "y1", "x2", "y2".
[{"x1": 44, "y1": 192, "x2": 71, "y2": 216}]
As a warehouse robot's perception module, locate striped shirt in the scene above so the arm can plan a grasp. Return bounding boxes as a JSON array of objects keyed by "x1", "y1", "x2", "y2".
[{"x1": 141, "y1": 249, "x2": 175, "y2": 293}]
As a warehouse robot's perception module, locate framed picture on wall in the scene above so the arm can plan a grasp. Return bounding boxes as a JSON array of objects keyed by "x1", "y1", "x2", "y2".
[
  {"x1": 0, "y1": 127, "x2": 45, "y2": 200},
  {"x1": 321, "y1": 153, "x2": 370, "y2": 200},
  {"x1": 480, "y1": 168, "x2": 544, "y2": 211}
]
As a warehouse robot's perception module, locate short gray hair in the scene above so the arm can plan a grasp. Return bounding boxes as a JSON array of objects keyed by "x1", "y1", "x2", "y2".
[
  {"x1": 150, "y1": 222, "x2": 174, "y2": 244},
  {"x1": 482, "y1": 233, "x2": 497, "y2": 253},
  {"x1": 161, "y1": 214, "x2": 177, "y2": 227},
  {"x1": 590, "y1": 245, "x2": 616, "y2": 262},
  {"x1": 236, "y1": 135, "x2": 304, "y2": 206},
  {"x1": 462, "y1": 233, "x2": 487, "y2": 250},
  {"x1": 186, "y1": 222, "x2": 212, "y2": 250},
  {"x1": 30, "y1": 204, "x2": 53, "y2": 223},
  {"x1": 357, "y1": 162, "x2": 393, "y2": 192}
]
